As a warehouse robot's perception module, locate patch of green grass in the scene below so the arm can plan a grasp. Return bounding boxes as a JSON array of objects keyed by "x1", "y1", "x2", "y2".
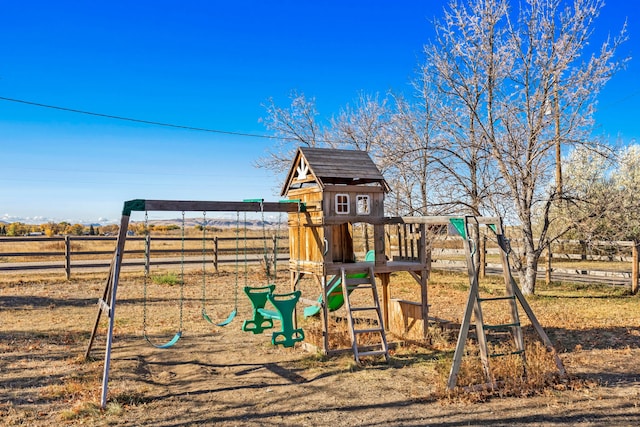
[{"x1": 151, "y1": 272, "x2": 182, "y2": 285}]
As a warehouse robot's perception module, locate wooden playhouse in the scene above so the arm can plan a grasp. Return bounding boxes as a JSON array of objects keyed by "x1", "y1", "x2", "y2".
[{"x1": 281, "y1": 147, "x2": 431, "y2": 357}]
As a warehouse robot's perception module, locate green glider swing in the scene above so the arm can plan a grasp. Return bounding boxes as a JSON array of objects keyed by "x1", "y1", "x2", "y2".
[
  {"x1": 142, "y1": 211, "x2": 184, "y2": 349},
  {"x1": 201, "y1": 211, "x2": 239, "y2": 327},
  {"x1": 241, "y1": 201, "x2": 304, "y2": 347}
]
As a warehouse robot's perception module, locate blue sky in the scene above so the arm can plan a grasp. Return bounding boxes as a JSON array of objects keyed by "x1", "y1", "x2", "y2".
[{"x1": 1, "y1": 1, "x2": 638, "y2": 224}]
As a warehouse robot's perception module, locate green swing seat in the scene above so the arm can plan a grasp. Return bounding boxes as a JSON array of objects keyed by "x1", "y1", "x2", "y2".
[
  {"x1": 242, "y1": 285, "x2": 276, "y2": 334},
  {"x1": 242, "y1": 285, "x2": 305, "y2": 348}
]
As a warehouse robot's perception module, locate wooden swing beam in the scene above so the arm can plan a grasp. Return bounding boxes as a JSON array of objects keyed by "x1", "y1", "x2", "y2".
[{"x1": 122, "y1": 198, "x2": 305, "y2": 215}]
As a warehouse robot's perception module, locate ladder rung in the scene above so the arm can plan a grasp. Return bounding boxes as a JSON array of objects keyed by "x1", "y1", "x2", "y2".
[
  {"x1": 344, "y1": 275, "x2": 371, "y2": 282},
  {"x1": 490, "y1": 350, "x2": 525, "y2": 358},
  {"x1": 346, "y1": 283, "x2": 373, "y2": 289},
  {"x1": 478, "y1": 295, "x2": 516, "y2": 302},
  {"x1": 483, "y1": 322, "x2": 521, "y2": 330},
  {"x1": 354, "y1": 327, "x2": 383, "y2": 334},
  {"x1": 341, "y1": 266, "x2": 388, "y2": 365},
  {"x1": 346, "y1": 287, "x2": 374, "y2": 293},
  {"x1": 357, "y1": 350, "x2": 388, "y2": 358},
  {"x1": 350, "y1": 306, "x2": 379, "y2": 312}
]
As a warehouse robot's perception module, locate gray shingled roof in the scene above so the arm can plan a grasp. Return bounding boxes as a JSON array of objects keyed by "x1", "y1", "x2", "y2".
[{"x1": 281, "y1": 147, "x2": 390, "y2": 195}]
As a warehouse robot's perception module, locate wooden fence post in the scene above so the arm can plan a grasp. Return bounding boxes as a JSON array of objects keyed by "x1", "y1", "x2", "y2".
[
  {"x1": 632, "y1": 243, "x2": 639, "y2": 295},
  {"x1": 65, "y1": 235, "x2": 71, "y2": 280}
]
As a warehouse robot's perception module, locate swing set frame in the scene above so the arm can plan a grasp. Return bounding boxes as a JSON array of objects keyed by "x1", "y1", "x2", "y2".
[{"x1": 85, "y1": 198, "x2": 304, "y2": 409}]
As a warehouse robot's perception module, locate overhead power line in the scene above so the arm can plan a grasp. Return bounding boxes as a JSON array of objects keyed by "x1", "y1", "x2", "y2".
[{"x1": 0, "y1": 95, "x2": 287, "y2": 140}]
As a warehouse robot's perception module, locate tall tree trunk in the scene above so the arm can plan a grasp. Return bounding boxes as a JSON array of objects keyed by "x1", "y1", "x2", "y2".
[
  {"x1": 518, "y1": 221, "x2": 539, "y2": 295},
  {"x1": 520, "y1": 250, "x2": 539, "y2": 295}
]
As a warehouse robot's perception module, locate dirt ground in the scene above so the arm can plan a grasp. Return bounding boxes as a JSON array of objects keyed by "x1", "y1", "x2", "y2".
[{"x1": 1, "y1": 269, "x2": 639, "y2": 426}]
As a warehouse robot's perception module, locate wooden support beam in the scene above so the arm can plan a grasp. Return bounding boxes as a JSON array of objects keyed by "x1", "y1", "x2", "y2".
[{"x1": 124, "y1": 199, "x2": 303, "y2": 214}]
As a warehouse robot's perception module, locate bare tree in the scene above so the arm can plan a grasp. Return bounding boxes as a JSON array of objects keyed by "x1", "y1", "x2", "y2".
[
  {"x1": 381, "y1": 70, "x2": 464, "y2": 218},
  {"x1": 256, "y1": 91, "x2": 325, "y2": 175},
  {"x1": 383, "y1": 91, "x2": 438, "y2": 217},
  {"x1": 327, "y1": 93, "x2": 390, "y2": 152},
  {"x1": 422, "y1": 47, "x2": 505, "y2": 218},
  {"x1": 425, "y1": 0, "x2": 628, "y2": 294}
]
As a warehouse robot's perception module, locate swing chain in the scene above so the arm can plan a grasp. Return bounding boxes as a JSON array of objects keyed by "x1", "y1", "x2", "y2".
[
  {"x1": 179, "y1": 211, "x2": 185, "y2": 332},
  {"x1": 260, "y1": 203, "x2": 271, "y2": 282},
  {"x1": 143, "y1": 211, "x2": 149, "y2": 335},
  {"x1": 244, "y1": 211, "x2": 248, "y2": 288},
  {"x1": 202, "y1": 211, "x2": 207, "y2": 310},
  {"x1": 235, "y1": 210, "x2": 240, "y2": 296},
  {"x1": 273, "y1": 211, "x2": 282, "y2": 281}
]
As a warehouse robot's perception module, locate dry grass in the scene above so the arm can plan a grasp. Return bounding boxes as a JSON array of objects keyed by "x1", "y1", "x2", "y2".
[{"x1": 1, "y1": 265, "x2": 639, "y2": 426}]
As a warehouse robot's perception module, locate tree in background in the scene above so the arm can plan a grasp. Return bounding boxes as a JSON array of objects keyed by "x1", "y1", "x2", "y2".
[
  {"x1": 553, "y1": 145, "x2": 612, "y2": 241},
  {"x1": 6, "y1": 223, "x2": 28, "y2": 236},
  {"x1": 256, "y1": 91, "x2": 324, "y2": 176},
  {"x1": 611, "y1": 145, "x2": 640, "y2": 241},
  {"x1": 260, "y1": 0, "x2": 627, "y2": 295},
  {"x1": 42, "y1": 222, "x2": 59, "y2": 237},
  {"x1": 382, "y1": 80, "x2": 443, "y2": 217},
  {"x1": 68, "y1": 224, "x2": 85, "y2": 236},
  {"x1": 562, "y1": 144, "x2": 640, "y2": 243},
  {"x1": 421, "y1": 0, "x2": 627, "y2": 294}
]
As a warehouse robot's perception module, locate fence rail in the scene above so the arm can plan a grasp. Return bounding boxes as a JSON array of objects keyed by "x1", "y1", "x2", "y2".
[
  {"x1": 0, "y1": 235, "x2": 288, "y2": 279},
  {"x1": 1, "y1": 235, "x2": 638, "y2": 293},
  {"x1": 438, "y1": 236, "x2": 639, "y2": 293}
]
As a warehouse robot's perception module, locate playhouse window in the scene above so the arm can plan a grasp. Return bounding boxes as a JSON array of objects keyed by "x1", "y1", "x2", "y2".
[
  {"x1": 356, "y1": 195, "x2": 370, "y2": 215},
  {"x1": 335, "y1": 194, "x2": 350, "y2": 214}
]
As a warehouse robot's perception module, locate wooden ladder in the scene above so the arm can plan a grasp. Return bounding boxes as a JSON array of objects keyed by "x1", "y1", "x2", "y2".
[
  {"x1": 341, "y1": 266, "x2": 390, "y2": 363},
  {"x1": 448, "y1": 217, "x2": 559, "y2": 390},
  {"x1": 472, "y1": 288, "x2": 527, "y2": 383}
]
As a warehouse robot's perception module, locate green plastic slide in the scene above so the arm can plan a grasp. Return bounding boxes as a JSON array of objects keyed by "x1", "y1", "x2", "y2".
[{"x1": 303, "y1": 250, "x2": 374, "y2": 317}]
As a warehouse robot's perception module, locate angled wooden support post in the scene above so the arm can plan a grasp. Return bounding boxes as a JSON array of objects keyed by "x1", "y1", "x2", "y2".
[
  {"x1": 447, "y1": 224, "x2": 486, "y2": 389},
  {"x1": 85, "y1": 200, "x2": 138, "y2": 409}
]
